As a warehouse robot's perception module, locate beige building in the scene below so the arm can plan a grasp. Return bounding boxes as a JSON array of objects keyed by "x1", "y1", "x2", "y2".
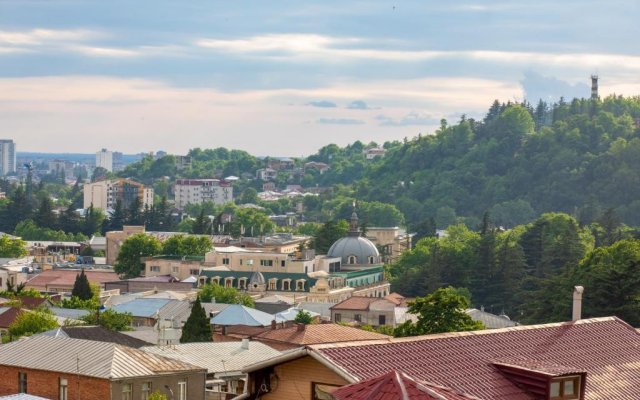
[
  {"x1": 83, "y1": 178, "x2": 153, "y2": 212},
  {"x1": 366, "y1": 227, "x2": 412, "y2": 262},
  {"x1": 95, "y1": 148, "x2": 113, "y2": 172}
]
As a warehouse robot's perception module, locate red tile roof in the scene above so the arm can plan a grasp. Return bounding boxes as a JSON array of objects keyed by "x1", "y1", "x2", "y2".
[
  {"x1": 17, "y1": 296, "x2": 51, "y2": 310},
  {"x1": 330, "y1": 296, "x2": 392, "y2": 311},
  {"x1": 0, "y1": 307, "x2": 23, "y2": 329},
  {"x1": 384, "y1": 292, "x2": 413, "y2": 307},
  {"x1": 25, "y1": 269, "x2": 119, "y2": 290},
  {"x1": 255, "y1": 323, "x2": 390, "y2": 348},
  {"x1": 312, "y1": 317, "x2": 640, "y2": 400},
  {"x1": 333, "y1": 371, "x2": 479, "y2": 400}
]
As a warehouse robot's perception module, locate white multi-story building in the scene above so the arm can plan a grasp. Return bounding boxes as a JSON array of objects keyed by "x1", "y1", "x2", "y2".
[
  {"x1": 0, "y1": 139, "x2": 16, "y2": 176},
  {"x1": 84, "y1": 178, "x2": 154, "y2": 212},
  {"x1": 96, "y1": 148, "x2": 113, "y2": 172},
  {"x1": 174, "y1": 179, "x2": 233, "y2": 209}
]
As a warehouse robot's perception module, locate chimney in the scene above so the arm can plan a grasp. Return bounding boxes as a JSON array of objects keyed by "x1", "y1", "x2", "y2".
[
  {"x1": 572, "y1": 286, "x2": 584, "y2": 321},
  {"x1": 271, "y1": 319, "x2": 277, "y2": 330},
  {"x1": 296, "y1": 323, "x2": 306, "y2": 332},
  {"x1": 240, "y1": 338, "x2": 250, "y2": 350}
]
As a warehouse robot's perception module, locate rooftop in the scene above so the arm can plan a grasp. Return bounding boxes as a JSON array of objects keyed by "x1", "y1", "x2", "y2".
[
  {"x1": 0, "y1": 336, "x2": 204, "y2": 379},
  {"x1": 25, "y1": 269, "x2": 119, "y2": 289},
  {"x1": 332, "y1": 371, "x2": 479, "y2": 400},
  {"x1": 330, "y1": 296, "x2": 393, "y2": 311},
  {"x1": 211, "y1": 304, "x2": 278, "y2": 327},
  {"x1": 36, "y1": 326, "x2": 150, "y2": 348},
  {"x1": 141, "y1": 341, "x2": 282, "y2": 377},
  {"x1": 310, "y1": 317, "x2": 640, "y2": 400},
  {"x1": 255, "y1": 323, "x2": 390, "y2": 347}
]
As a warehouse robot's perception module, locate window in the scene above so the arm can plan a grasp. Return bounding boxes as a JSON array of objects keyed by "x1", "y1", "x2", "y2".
[
  {"x1": 171, "y1": 266, "x2": 179, "y2": 273},
  {"x1": 59, "y1": 378, "x2": 68, "y2": 400},
  {"x1": 149, "y1": 266, "x2": 160, "y2": 272},
  {"x1": 368, "y1": 256, "x2": 375, "y2": 264},
  {"x1": 18, "y1": 372, "x2": 27, "y2": 393},
  {"x1": 283, "y1": 280, "x2": 291, "y2": 291},
  {"x1": 378, "y1": 315, "x2": 386, "y2": 326},
  {"x1": 268, "y1": 279, "x2": 277, "y2": 290},
  {"x1": 281, "y1": 260, "x2": 286, "y2": 267},
  {"x1": 354, "y1": 314, "x2": 362, "y2": 323},
  {"x1": 260, "y1": 259, "x2": 274, "y2": 267},
  {"x1": 334, "y1": 313, "x2": 341, "y2": 322},
  {"x1": 239, "y1": 278, "x2": 247, "y2": 290},
  {"x1": 225, "y1": 278, "x2": 234, "y2": 288},
  {"x1": 222, "y1": 258, "x2": 230, "y2": 265},
  {"x1": 550, "y1": 376, "x2": 580, "y2": 399},
  {"x1": 178, "y1": 381, "x2": 187, "y2": 400},
  {"x1": 141, "y1": 382, "x2": 151, "y2": 400},
  {"x1": 348, "y1": 256, "x2": 357, "y2": 264},
  {"x1": 190, "y1": 269, "x2": 200, "y2": 276},
  {"x1": 296, "y1": 280, "x2": 305, "y2": 291},
  {"x1": 122, "y1": 383, "x2": 132, "y2": 400}
]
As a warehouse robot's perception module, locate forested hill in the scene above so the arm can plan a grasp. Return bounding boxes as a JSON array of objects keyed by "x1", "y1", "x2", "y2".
[{"x1": 353, "y1": 96, "x2": 640, "y2": 228}]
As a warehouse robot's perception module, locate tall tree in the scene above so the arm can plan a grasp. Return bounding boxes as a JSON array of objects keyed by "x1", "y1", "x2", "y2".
[
  {"x1": 394, "y1": 287, "x2": 484, "y2": 337},
  {"x1": 313, "y1": 219, "x2": 349, "y2": 253},
  {"x1": 0, "y1": 235, "x2": 28, "y2": 258},
  {"x1": 192, "y1": 209, "x2": 210, "y2": 235},
  {"x1": 35, "y1": 196, "x2": 57, "y2": 230},
  {"x1": 115, "y1": 233, "x2": 162, "y2": 278},
  {"x1": 180, "y1": 297, "x2": 212, "y2": 343},
  {"x1": 71, "y1": 269, "x2": 93, "y2": 300}
]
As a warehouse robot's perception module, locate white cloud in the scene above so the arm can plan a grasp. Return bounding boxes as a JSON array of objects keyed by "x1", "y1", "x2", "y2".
[{"x1": 0, "y1": 28, "x2": 102, "y2": 46}]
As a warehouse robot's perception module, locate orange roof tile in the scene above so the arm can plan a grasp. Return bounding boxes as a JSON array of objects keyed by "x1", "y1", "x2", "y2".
[
  {"x1": 330, "y1": 296, "x2": 392, "y2": 311},
  {"x1": 255, "y1": 323, "x2": 390, "y2": 346}
]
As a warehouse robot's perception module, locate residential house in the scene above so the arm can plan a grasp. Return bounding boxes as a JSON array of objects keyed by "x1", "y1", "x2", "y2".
[
  {"x1": 110, "y1": 298, "x2": 191, "y2": 327},
  {"x1": 243, "y1": 316, "x2": 640, "y2": 400},
  {"x1": 256, "y1": 168, "x2": 277, "y2": 181},
  {"x1": 330, "y1": 296, "x2": 398, "y2": 327},
  {"x1": 142, "y1": 340, "x2": 282, "y2": 399},
  {"x1": 364, "y1": 147, "x2": 386, "y2": 160},
  {"x1": 0, "y1": 336, "x2": 206, "y2": 400},
  {"x1": 304, "y1": 161, "x2": 329, "y2": 174},
  {"x1": 24, "y1": 269, "x2": 120, "y2": 293}
]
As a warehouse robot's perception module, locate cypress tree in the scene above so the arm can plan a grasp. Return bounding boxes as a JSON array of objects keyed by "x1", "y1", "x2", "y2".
[
  {"x1": 180, "y1": 296, "x2": 212, "y2": 343},
  {"x1": 71, "y1": 269, "x2": 93, "y2": 300}
]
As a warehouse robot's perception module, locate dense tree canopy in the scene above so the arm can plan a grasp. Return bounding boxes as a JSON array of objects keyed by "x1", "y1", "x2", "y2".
[
  {"x1": 0, "y1": 235, "x2": 28, "y2": 258},
  {"x1": 115, "y1": 233, "x2": 162, "y2": 278}
]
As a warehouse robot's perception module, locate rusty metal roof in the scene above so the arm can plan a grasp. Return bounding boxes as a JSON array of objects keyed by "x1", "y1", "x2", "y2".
[{"x1": 0, "y1": 336, "x2": 204, "y2": 379}]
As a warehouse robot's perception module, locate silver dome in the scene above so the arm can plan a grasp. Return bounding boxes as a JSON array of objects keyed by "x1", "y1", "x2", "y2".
[{"x1": 327, "y1": 236, "x2": 380, "y2": 265}]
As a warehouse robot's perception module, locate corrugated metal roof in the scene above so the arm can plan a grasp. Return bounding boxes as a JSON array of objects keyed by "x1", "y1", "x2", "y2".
[
  {"x1": 312, "y1": 317, "x2": 640, "y2": 400},
  {"x1": 275, "y1": 307, "x2": 320, "y2": 322},
  {"x1": 142, "y1": 341, "x2": 282, "y2": 376},
  {"x1": 211, "y1": 304, "x2": 277, "y2": 327},
  {"x1": 0, "y1": 336, "x2": 203, "y2": 379},
  {"x1": 111, "y1": 298, "x2": 172, "y2": 318}
]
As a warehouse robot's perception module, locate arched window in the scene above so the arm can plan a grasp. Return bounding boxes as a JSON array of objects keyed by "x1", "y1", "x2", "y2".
[
  {"x1": 225, "y1": 277, "x2": 234, "y2": 288},
  {"x1": 238, "y1": 278, "x2": 247, "y2": 290},
  {"x1": 283, "y1": 280, "x2": 291, "y2": 291},
  {"x1": 296, "y1": 280, "x2": 305, "y2": 291},
  {"x1": 212, "y1": 277, "x2": 221, "y2": 285},
  {"x1": 268, "y1": 279, "x2": 278, "y2": 291},
  {"x1": 368, "y1": 256, "x2": 375, "y2": 264},
  {"x1": 348, "y1": 256, "x2": 357, "y2": 264}
]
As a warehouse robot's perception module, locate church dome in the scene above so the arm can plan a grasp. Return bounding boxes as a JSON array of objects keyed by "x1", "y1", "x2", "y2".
[
  {"x1": 327, "y1": 236, "x2": 380, "y2": 265},
  {"x1": 249, "y1": 271, "x2": 266, "y2": 286}
]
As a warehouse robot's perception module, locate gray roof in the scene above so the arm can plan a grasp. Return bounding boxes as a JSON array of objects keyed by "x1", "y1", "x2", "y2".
[
  {"x1": 211, "y1": 304, "x2": 278, "y2": 327},
  {"x1": 50, "y1": 307, "x2": 91, "y2": 321},
  {"x1": 110, "y1": 298, "x2": 191, "y2": 324},
  {"x1": 142, "y1": 341, "x2": 282, "y2": 377},
  {"x1": 327, "y1": 236, "x2": 380, "y2": 265},
  {"x1": 299, "y1": 302, "x2": 333, "y2": 319},
  {"x1": 466, "y1": 308, "x2": 518, "y2": 329},
  {"x1": 35, "y1": 326, "x2": 150, "y2": 348},
  {"x1": 0, "y1": 395, "x2": 51, "y2": 400},
  {"x1": 202, "y1": 303, "x2": 230, "y2": 317},
  {"x1": 0, "y1": 336, "x2": 204, "y2": 379}
]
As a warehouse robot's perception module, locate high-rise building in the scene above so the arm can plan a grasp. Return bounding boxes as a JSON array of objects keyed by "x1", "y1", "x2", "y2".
[
  {"x1": 96, "y1": 148, "x2": 113, "y2": 172},
  {"x1": 0, "y1": 139, "x2": 16, "y2": 176}
]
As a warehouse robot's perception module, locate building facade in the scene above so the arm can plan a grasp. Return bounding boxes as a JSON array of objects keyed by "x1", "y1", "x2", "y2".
[
  {"x1": 95, "y1": 148, "x2": 113, "y2": 172},
  {"x1": 83, "y1": 179, "x2": 154, "y2": 212},
  {"x1": 0, "y1": 140, "x2": 16, "y2": 176},
  {"x1": 174, "y1": 179, "x2": 233, "y2": 209}
]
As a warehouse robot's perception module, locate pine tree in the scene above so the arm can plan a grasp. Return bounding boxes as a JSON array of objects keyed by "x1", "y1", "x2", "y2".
[
  {"x1": 192, "y1": 209, "x2": 209, "y2": 234},
  {"x1": 36, "y1": 196, "x2": 57, "y2": 230},
  {"x1": 106, "y1": 199, "x2": 125, "y2": 232},
  {"x1": 71, "y1": 269, "x2": 93, "y2": 300},
  {"x1": 180, "y1": 296, "x2": 212, "y2": 343}
]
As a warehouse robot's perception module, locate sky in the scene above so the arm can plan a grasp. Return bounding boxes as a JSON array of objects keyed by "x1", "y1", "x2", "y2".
[{"x1": 1, "y1": 1, "x2": 639, "y2": 156}]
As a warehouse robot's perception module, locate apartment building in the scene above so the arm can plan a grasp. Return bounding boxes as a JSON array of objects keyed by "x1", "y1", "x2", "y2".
[
  {"x1": 0, "y1": 140, "x2": 16, "y2": 176},
  {"x1": 83, "y1": 178, "x2": 153, "y2": 212},
  {"x1": 174, "y1": 179, "x2": 233, "y2": 209}
]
